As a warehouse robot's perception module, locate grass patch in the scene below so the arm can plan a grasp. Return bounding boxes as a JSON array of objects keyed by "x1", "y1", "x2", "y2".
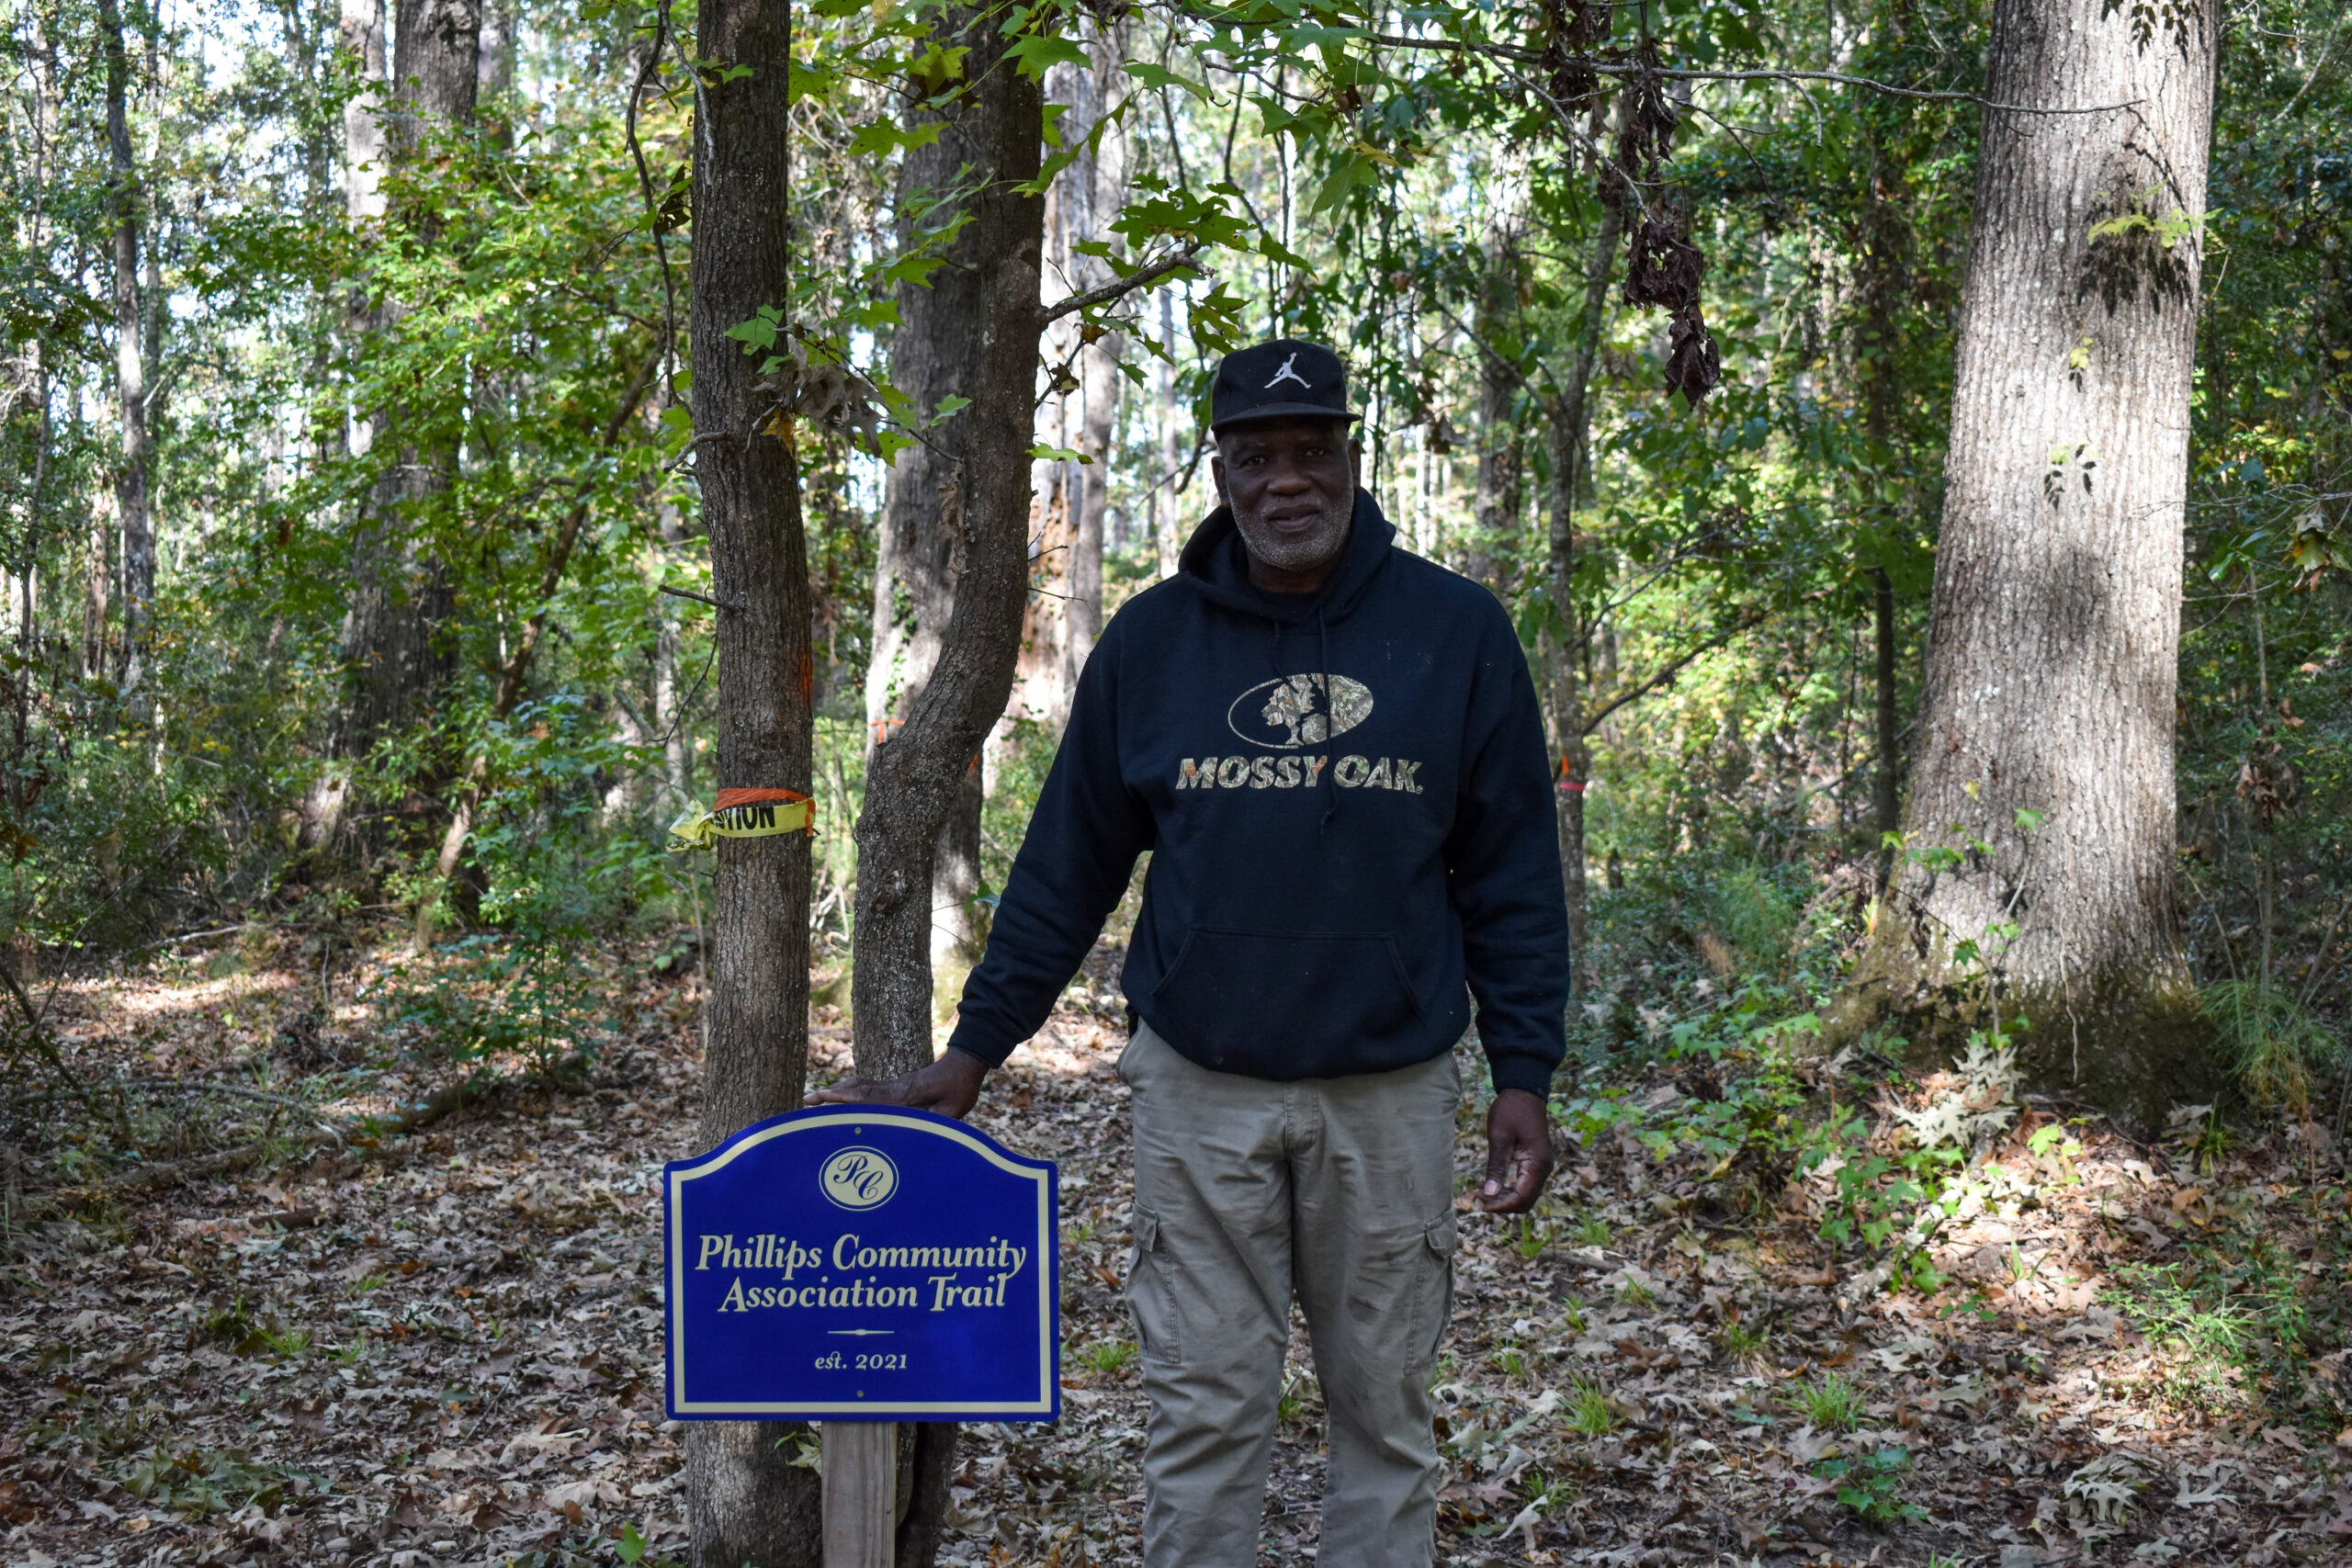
[
  {"x1": 1787, "y1": 1371, "x2": 1862, "y2": 1431},
  {"x1": 1565, "y1": 1381, "x2": 1617, "y2": 1438}
]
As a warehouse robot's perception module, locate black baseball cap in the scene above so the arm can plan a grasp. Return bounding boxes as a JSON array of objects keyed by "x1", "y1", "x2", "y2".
[{"x1": 1209, "y1": 339, "x2": 1363, "y2": 434}]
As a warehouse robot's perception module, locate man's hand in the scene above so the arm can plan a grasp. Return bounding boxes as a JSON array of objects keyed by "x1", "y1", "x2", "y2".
[
  {"x1": 808, "y1": 1048, "x2": 989, "y2": 1120},
  {"x1": 1477, "y1": 1089, "x2": 1555, "y2": 1213}
]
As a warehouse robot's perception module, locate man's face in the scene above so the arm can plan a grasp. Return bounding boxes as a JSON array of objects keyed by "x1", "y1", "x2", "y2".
[{"x1": 1211, "y1": 419, "x2": 1363, "y2": 584}]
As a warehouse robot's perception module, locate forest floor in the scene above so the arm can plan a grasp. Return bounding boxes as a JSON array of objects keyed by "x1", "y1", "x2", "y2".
[{"x1": 1, "y1": 925, "x2": 2348, "y2": 1568}]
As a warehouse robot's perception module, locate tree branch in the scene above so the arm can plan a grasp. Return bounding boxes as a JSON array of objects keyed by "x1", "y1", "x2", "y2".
[
  {"x1": 1042, "y1": 245, "x2": 1204, "y2": 324},
  {"x1": 1579, "y1": 604, "x2": 1780, "y2": 736}
]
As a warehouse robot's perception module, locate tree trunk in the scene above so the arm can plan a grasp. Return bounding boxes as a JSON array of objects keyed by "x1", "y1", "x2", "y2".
[
  {"x1": 476, "y1": 0, "x2": 514, "y2": 99},
  {"x1": 1154, "y1": 288, "x2": 1183, "y2": 580},
  {"x1": 851, "y1": 14, "x2": 1045, "y2": 1562},
  {"x1": 678, "y1": 0, "x2": 821, "y2": 1560},
  {"x1": 1823, "y1": 0, "x2": 2220, "y2": 1123},
  {"x1": 1469, "y1": 185, "x2": 1523, "y2": 596},
  {"x1": 1854, "y1": 125, "x2": 1909, "y2": 887},
  {"x1": 1871, "y1": 566, "x2": 1898, "y2": 874},
  {"x1": 97, "y1": 0, "x2": 151, "y2": 683},
  {"x1": 341, "y1": 0, "x2": 477, "y2": 761},
  {"x1": 1543, "y1": 187, "x2": 1623, "y2": 998},
  {"x1": 1005, "y1": 27, "x2": 1124, "y2": 725},
  {"x1": 341, "y1": 0, "x2": 387, "y2": 223},
  {"x1": 1069, "y1": 327, "x2": 1117, "y2": 680},
  {"x1": 864, "y1": 9, "x2": 1046, "y2": 1034}
]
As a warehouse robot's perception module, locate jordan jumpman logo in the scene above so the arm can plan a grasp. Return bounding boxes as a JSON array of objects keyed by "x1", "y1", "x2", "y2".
[{"x1": 1264, "y1": 353, "x2": 1310, "y2": 390}]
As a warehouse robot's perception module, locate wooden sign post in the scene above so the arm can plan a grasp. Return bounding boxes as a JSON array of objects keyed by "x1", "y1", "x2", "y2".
[
  {"x1": 662, "y1": 1108, "x2": 1061, "y2": 1564},
  {"x1": 821, "y1": 1421, "x2": 897, "y2": 1567}
]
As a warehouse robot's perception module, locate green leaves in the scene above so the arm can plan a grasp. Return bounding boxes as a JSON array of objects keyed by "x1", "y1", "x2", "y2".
[
  {"x1": 725, "y1": 304, "x2": 786, "y2": 355},
  {"x1": 1125, "y1": 61, "x2": 1209, "y2": 101},
  {"x1": 1002, "y1": 31, "x2": 1088, "y2": 80}
]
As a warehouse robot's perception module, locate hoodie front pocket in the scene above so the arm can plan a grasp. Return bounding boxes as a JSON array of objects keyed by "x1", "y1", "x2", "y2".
[{"x1": 1149, "y1": 927, "x2": 1421, "y2": 1064}]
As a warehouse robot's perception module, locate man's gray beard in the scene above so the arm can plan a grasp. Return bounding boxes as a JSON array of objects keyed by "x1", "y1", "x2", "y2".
[{"x1": 1234, "y1": 495, "x2": 1352, "y2": 579}]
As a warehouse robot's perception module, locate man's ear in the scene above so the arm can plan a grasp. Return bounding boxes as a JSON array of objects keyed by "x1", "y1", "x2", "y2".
[
  {"x1": 1209, "y1": 447, "x2": 1229, "y2": 506},
  {"x1": 1348, "y1": 436, "x2": 1364, "y2": 490}
]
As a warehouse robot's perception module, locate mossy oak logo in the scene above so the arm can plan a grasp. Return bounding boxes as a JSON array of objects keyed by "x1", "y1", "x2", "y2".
[
  {"x1": 1227, "y1": 673, "x2": 1374, "y2": 750},
  {"x1": 1180, "y1": 672, "x2": 1423, "y2": 795}
]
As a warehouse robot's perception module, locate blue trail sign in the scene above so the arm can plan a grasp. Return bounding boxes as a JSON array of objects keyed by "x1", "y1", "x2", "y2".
[{"x1": 662, "y1": 1106, "x2": 1059, "y2": 1421}]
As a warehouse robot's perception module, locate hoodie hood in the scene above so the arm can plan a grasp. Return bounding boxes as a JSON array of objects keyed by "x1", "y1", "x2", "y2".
[{"x1": 1177, "y1": 489, "x2": 1396, "y2": 626}]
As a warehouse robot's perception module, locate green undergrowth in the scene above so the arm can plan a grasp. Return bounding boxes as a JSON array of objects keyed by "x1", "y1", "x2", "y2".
[{"x1": 1550, "y1": 848, "x2": 2352, "y2": 1434}]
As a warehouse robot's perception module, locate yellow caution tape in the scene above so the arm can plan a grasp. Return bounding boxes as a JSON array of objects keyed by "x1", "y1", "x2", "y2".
[{"x1": 665, "y1": 788, "x2": 815, "y2": 851}]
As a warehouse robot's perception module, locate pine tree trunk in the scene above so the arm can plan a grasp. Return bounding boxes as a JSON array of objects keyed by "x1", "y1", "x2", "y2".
[
  {"x1": 849, "y1": 15, "x2": 1044, "y2": 1561},
  {"x1": 1825, "y1": 0, "x2": 2220, "y2": 1123},
  {"x1": 679, "y1": 0, "x2": 821, "y2": 1560}
]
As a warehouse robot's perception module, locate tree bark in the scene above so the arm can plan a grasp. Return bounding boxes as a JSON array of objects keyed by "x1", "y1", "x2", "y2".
[
  {"x1": 341, "y1": 0, "x2": 388, "y2": 223},
  {"x1": 97, "y1": 0, "x2": 151, "y2": 683},
  {"x1": 850, "y1": 17, "x2": 1045, "y2": 1562},
  {"x1": 1824, "y1": 0, "x2": 2220, "y2": 1123},
  {"x1": 340, "y1": 0, "x2": 478, "y2": 762},
  {"x1": 1469, "y1": 182, "x2": 1524, "y2": 596},
  {"x1": 679, "y1": 0, "x2": 821, "y2": 1560},
  {"x1": 1002, "y1": 25, "x2": 1124, "y2": 747},
  {"x1": 1854, "y1": 124, "x2": 1909, "y2": 886},
  {"x1": 864, "y1": 10, "x2": 1046, "y2": 1032},
  {"x1": 1543, "y1": 187, "x2": 1623, "y2": 999},
  {"x1": 1871, "y1": 565, "x2": 1898, "y2": 868}
]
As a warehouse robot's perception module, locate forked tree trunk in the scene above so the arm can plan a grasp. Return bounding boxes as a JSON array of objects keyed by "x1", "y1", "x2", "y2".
[
  {"x1": 849, "y1": 15, "x2": 1045, "y2": 1562},
  {"x1": 1823, "y1": 0, "x2": 2220, "y2": 1122},
  {"x1": 679, "y1": 0, "x2": 820, "y2": 1560}
]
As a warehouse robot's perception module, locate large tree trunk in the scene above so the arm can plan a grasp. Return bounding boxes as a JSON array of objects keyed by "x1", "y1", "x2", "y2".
[
  {"x1": 1543, "y1": 186, "x2": 1623, "y2": 999},
  {"x1": 865, "y1": 11, "x2": 1047, "y2": 1031},
  {"x1": 1823, "y1": 0, "x2": 2219, "y2": 1123},
  {"x1": 850, "y1": 13, "x2": 1045, "y2": 1562},
  {"x1": 678, "y1": 0, "x2": 820, "y2": 1560},
  {"x1": 96, "y1": 0, "x2": 151, "y2": 684}
]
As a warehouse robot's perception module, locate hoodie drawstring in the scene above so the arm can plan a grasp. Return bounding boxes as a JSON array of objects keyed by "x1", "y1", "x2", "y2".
[{"x1": 1317, "y1": 607, "x2": 1337, "y2": 829}]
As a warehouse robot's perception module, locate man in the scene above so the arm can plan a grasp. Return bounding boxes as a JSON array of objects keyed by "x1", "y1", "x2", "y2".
[{"x1": 818, "y1": 339, "x2": 1570, "y2": 1567}]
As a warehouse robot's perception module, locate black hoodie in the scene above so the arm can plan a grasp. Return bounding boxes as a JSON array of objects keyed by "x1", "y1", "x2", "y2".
[{"x1": 945, "y1": 491, "x2": 1571, "y2": 1095}]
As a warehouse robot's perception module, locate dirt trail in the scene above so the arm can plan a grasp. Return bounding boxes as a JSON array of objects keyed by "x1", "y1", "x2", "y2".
[{"x1": 0, "y1": 937, "x2": 2345, "y2": 1566}]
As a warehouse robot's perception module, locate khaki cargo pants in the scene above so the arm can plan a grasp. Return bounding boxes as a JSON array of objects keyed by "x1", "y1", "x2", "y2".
[{"x1": 1118, "y1": 1022, "x2": 1460, "y2": 1568}]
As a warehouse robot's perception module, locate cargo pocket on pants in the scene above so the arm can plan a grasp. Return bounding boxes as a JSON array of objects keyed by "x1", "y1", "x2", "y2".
[
  {"x1": 1126, "y1": 1205, "x2": 1182, "y2": 1368},
  {"x1": 1408, "y1": 1210, "x2": 1458, "y2": 1374}
]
